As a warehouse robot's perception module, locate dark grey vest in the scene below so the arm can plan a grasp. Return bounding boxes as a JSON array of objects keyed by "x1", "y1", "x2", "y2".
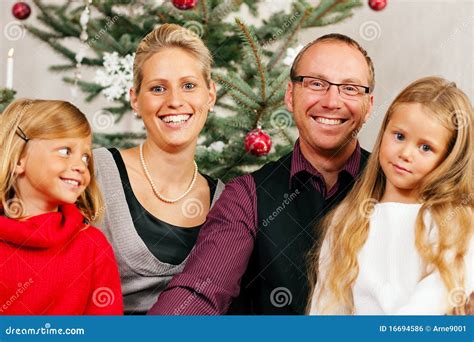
[{"x1": 228, "y1": 148, "x2": 370, "y2": 314}]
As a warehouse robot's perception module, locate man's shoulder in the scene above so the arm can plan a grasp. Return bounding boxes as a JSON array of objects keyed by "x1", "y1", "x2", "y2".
[{"x1": 250, "y1": 150, "x2": 293, "y2": 180}]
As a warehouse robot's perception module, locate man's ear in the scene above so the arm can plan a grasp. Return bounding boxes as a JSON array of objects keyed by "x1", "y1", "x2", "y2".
[
  {"x1": 364, "y1": 94, "x2": 374, "y2": 123},
  {"x1": 284, "y1": 81, "x2": 294, "y2": 113}
]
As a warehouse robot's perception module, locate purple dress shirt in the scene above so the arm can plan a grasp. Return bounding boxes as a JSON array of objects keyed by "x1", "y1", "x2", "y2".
[{"x1": 148, "y1": 139, "x2": 361, "y2": 315}]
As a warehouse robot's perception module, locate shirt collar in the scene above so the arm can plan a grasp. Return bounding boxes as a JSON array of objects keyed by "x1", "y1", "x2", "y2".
[{"x1": 289, "y1": 138, "x2": 361, "y2": 189}]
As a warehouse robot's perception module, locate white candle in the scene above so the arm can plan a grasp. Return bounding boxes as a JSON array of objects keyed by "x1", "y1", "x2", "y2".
[{"x1": 6, "y1": 48, "x2": 14, "y2": 89}]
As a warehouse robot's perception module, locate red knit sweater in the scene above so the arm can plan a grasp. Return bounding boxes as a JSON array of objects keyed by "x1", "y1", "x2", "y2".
[{"x1": 0, "y1": 204, "x2": 123, "y2": 315}]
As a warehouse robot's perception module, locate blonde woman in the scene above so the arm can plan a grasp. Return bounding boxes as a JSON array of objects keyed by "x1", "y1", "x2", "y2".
[
  {"x1": 93, "y1": 24, "x2": 224, "y2": 314},
  {"x1": 309, "y1": 77, "x2": 473, "y2": 315},
  {"x1": 0, "y1": 99, "x2": 123, "y2": 315}
]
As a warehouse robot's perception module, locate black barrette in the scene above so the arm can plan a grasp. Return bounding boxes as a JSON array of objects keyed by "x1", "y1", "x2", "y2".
[{"x1": 16, "y1": 126, "x2": 29, "y2": 142}]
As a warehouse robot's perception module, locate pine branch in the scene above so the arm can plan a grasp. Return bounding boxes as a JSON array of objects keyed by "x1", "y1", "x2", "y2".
[
  {"x1": 49, "y1": 64, "x2": 76, "y2": 72},
  {"x1": 63, "y1": 77, "x2": 103, "y2": 95},
  {"x1": 214, "y1": 72, "x2": 259, "y2": 103},
  {"x1": 25, "y1": 25, "x2": 64, "y2": 40},
  {"x1": 215, "y1": 102, "x2": 239, "y2": 112},
  {"x1": 304, "y1": 0, "x2": 353, "y2": 27},
  {"x1": 267, "y1": 88, "x2": 287, "y2": 106},
  {"x1": 87, "y1": 19, "x2": 126, "y2": 53},
  {"x1": 267, "y1": 69, "x2": 290, "y2": 103},
  {"x1": 199, "y1": 0, "x2": 210, "y2": 24},
  {"x1": 235, "y1": 18, "x2": 267, "y2": 101},
  {"x1": 227, "y1": 89, "x2": 261, "y2": 111},
  {"x1": 277, "y1": 127, "x2": 295, "y2": 146},
  {"x1": 33, "y1": 0, "x2": 79, "y2": 37},
  {"x1": 268, "y1": 5, "x2": 312, "y2": 69},
  {"x1": 210, "y1": 0, "x2": 244, "y2": 22}
]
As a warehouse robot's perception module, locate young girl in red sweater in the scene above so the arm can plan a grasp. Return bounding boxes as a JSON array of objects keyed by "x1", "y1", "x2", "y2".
[{"x1": 0, "y1": 99, "x2": 123, "y2": 315}]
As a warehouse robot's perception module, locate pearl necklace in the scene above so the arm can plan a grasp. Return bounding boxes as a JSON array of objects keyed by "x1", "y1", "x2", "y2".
[{"x1": 139, "y1": 143, "x2": 198, "y2": 203}]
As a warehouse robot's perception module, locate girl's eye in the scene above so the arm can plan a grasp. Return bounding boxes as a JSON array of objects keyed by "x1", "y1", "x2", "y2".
[
  {"x1": 420, "y1": 144, "x2": 432, "y2": 152},
  {"x1": 58, "y1": 147, "x2": 71, "y2": 156},
  {"x1": 82, "y1": 154, "x2": 90, "y2": 165},
  {"x1": 183, "y1": 82, "x2": 196, "y2": 90},
  {"x1": 394, "y1": 132, "x2": 404, "y2": 141},
  {"x1": 151, "y1": 85, "x2": 166, "y2": 93}
]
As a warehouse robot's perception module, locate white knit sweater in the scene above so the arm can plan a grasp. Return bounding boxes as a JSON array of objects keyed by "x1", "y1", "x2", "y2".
[{"x1": 310, "y1": 202, "x2": 474, "y2": 315}]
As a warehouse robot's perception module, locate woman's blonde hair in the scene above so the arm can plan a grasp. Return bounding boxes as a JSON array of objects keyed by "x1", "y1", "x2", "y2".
[
  {"x1": 308, "y1": 76, "x2": 473, "y2": 315},
  {"x1": 0, "y1": 99, "x2": 104, "y2": 222},
  {"x1": 133, "y1": 23, "x2": 213, "y2": 94}
]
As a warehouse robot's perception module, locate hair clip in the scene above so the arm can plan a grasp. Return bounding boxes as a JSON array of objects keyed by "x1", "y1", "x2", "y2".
[{"x1": 16, "y1": 126, "x2": 30, "y2": 142}]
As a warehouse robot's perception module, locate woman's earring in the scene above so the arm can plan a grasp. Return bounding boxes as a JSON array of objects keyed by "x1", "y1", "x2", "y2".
[
  {"x1": 209, "y1": 107, "x2": 214, "y2": 114},
  {"x1": 133, "y1": 111, "x2": 141, "y2": 118}
]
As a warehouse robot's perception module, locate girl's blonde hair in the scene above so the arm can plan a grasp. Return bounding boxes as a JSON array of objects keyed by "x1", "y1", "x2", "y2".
[
  {"x1": 308, "y1": 76, "x2": 473, "y2": 315},
  {"x1": 0, "y1": 99, "x2": 104, "y2": 222},
  {"x1": 133, "y1": 23, "x2": 213, "y2": 94}
]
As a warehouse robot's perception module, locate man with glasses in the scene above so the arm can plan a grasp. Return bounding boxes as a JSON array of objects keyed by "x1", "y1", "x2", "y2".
[{"x1": 149, "y1": 34, "x2": 374, "y2": 315}]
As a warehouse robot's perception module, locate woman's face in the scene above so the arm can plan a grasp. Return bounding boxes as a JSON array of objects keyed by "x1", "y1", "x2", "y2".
[{"x1": 130, "y1": 47, "x2": 216, "y2": 151}]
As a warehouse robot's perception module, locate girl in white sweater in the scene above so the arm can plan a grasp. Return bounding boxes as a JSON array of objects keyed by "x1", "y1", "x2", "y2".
[{"x1": 308, "y1": 77, "x2": 473, "y2": 315}]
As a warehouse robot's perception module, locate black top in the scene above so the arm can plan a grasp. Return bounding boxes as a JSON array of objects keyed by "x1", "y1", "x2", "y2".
[{"x1": 109, "y1": 148, "x2": 217, "y2": 265}]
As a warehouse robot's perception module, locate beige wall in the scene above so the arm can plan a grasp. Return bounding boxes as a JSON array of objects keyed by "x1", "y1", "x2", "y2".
[{"x1": 1, "y1": 0, "x2": 472, "y2": 151}]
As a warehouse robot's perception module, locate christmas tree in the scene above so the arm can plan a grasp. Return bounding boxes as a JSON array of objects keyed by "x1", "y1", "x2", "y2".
[{"x1": 25, "y1": 0, "x2": 363, "y2": 181}]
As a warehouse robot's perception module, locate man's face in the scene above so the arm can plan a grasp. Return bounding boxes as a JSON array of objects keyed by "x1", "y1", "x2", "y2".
[{"x1": 285, "y1": 41, "x2": 374, "y2": 157}]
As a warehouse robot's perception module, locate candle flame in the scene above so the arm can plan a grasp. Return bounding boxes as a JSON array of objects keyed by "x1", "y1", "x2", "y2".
[{"x1": 8, "y1": 48, "x2": 14, "y2": 57}]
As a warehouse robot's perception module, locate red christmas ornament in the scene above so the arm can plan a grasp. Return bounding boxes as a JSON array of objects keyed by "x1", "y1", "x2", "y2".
[
  {"x1": 368, "y1": 0, "x2": 387, "y2": 11},
  {"x1": 244, "y1": 128, "x2": 272, "y2": 157},
  {"x1": 172, "y1": 0, "x2": 198, "y2": 10},
  {"x1": 12, "y1": 2, "x2": 31, "y2": 20}
]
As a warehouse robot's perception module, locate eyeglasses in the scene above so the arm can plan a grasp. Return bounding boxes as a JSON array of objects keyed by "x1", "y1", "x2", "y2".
[{"x1": 291, "y1": 75, "x2": 371, "y2": 99}]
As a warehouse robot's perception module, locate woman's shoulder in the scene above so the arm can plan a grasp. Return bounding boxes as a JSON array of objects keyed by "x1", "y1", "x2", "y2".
[
  {"x1": 200, "y1": 173, "x2": 225, "y2": 203},
  {"x1": 76, "y1": 224, "x2": 114, "y2": 250}
]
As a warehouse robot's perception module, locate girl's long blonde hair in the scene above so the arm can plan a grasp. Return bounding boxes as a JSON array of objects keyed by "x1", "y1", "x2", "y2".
[
  {"x1": 0, "y1": 99, "x2": 104, "y2": 222},
  {"x1": 308, "y1": 76, "x2": 473, "y2": 315}
]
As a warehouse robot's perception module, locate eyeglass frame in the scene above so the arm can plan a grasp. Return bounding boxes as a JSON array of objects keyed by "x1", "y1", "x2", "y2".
[{"x1": 291, "y1": 75, "x2": 371, "y2": 98}]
